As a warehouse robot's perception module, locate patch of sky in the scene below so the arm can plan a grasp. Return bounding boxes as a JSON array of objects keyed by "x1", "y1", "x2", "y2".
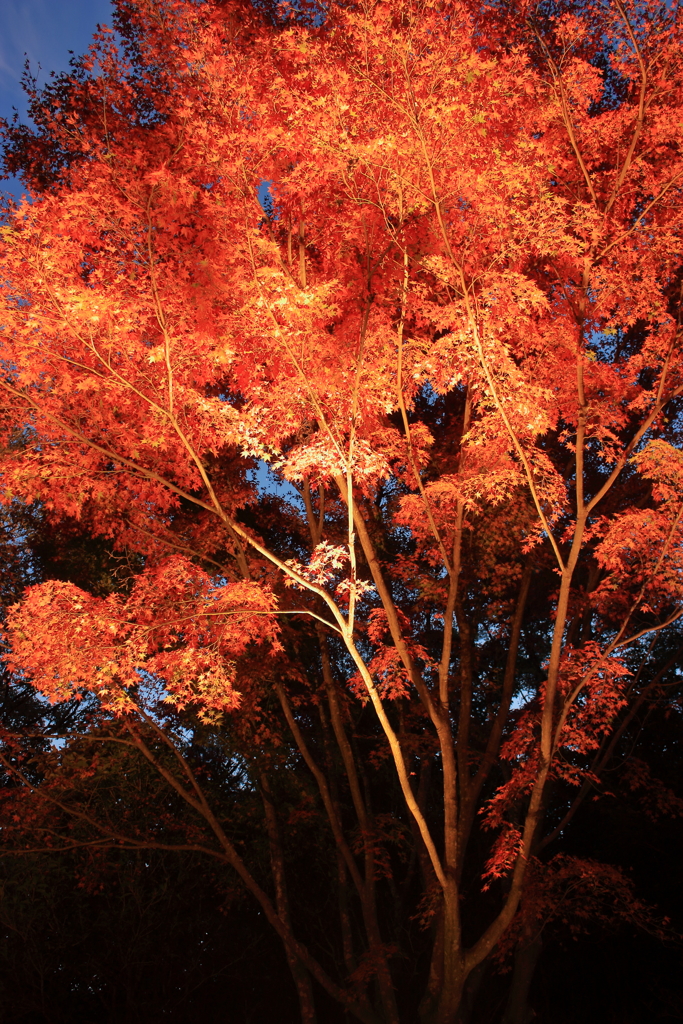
[
  {"x1": 418, "y1": 380, "x2": 440, "y2": 407},
  {"x1": 131, "y1": 672, "x2": 254, "y2": 792},
  {"x1": 510, "y1": 686, "x2": 535, "y2": 711},
  {"x1": 0, "y1": 0, "x2": 114, "y2": 203},
  {"x1": 266, "y1": 0, "x2": 327, "y2": 28},
  {"x1": 257, "y1": 179, "x2": 280, "y2": 220},
  {"x1": 391, "y1": 524, "x2": 414, "y2": 547},
  {"x1": 252, "y1": 458, "x2": 305, "y2": 510}
]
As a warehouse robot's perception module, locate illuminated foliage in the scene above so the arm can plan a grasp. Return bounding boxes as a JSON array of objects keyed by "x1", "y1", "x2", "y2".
[{"x1": 1, "y1": 1, "x2": 683, "y2": 1021}]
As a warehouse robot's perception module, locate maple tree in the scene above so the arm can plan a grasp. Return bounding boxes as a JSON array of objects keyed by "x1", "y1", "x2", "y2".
[{"x1": 1, "y1": 0, "x2": 683, "y2": 1021}]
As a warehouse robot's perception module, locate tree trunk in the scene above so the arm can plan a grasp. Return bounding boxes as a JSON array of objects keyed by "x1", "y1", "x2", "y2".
[
  {"x1": 261, "y1": 774, "x2": 318, "y2": 1024},
  {"x1": 418, "y1": 910, "x2": 444, "y2": 1024},
  {"x1": 455, "y1": 958, "x2": 488, "y2": 1024},
  {"x1": 500, "y1": 932, "x2": 543, "y2": 1024}
]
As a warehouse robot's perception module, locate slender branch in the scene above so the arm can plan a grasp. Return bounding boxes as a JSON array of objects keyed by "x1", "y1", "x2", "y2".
[
  {"x1": 145, "y1": 187, "x2": 175, "y2": 418},
  {"x1": 538, "y1": 644, "x2": 683, "y2": 852},
  {"x1": 242, "y1": 212, "x2": 347, "y2": 472},
  {"x1": 532, "y1": 25, "x2": 598, "y2": 206},
  {"x1": 334, "y1": 475, "x2": 440, "y2": 726},
  {"x1": 341, "y1": 631, "x2": 448, "y2": 891},
  {"x1": 138, "y1": 608, "x2": 343, "y2": 635},
  {"x1": 585, "y1": 384, "x2": 683, "y2": 516},
  {"x1": 614, "y1": 607, "x2": 683, "y2": 649},
  {"x1": 122, "y1": 520, "x2": 237, "y2": 576},
  {"x1": 603, "y1": 0, "x2": 648, "y2": 215},
  {"x1": 551, "y1": 503, "x2": 683, "y2": 755},
  {"x1": 0, "y1": 378, "x2": 354, "y2": 625},
  {"x1": 274, "y1": 680, "x2": 367, "y2": 901},
  {"x1": 597, "y1": 170, "x2": 683, "y2": 261},
  {"x1": 460, "y1": 283, "x2": 566, "y2": 572},
  {"x1": 396, "y1": 242, "x2": 452, "y2": 574},
  {"x1": 0, "y1": 838, "x2": 229, "y2": 860},
  {"x1": 464, "y1": 564, "x2": 532, "y2": 819}
]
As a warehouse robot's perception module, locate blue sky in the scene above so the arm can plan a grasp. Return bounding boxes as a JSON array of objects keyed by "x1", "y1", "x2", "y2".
[{"x1": 1, "y1": 0, "x2": 113, "y2": 198}]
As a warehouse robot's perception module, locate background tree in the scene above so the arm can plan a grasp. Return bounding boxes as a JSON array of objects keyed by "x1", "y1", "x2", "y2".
[{"x1": 1, "y1": 1, "x2": 683, "y2": 1022}]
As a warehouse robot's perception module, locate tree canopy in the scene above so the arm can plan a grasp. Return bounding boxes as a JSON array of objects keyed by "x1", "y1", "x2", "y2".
[{"x1": 1, "y1": 1, "x2": 683, "y2": 1022}]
